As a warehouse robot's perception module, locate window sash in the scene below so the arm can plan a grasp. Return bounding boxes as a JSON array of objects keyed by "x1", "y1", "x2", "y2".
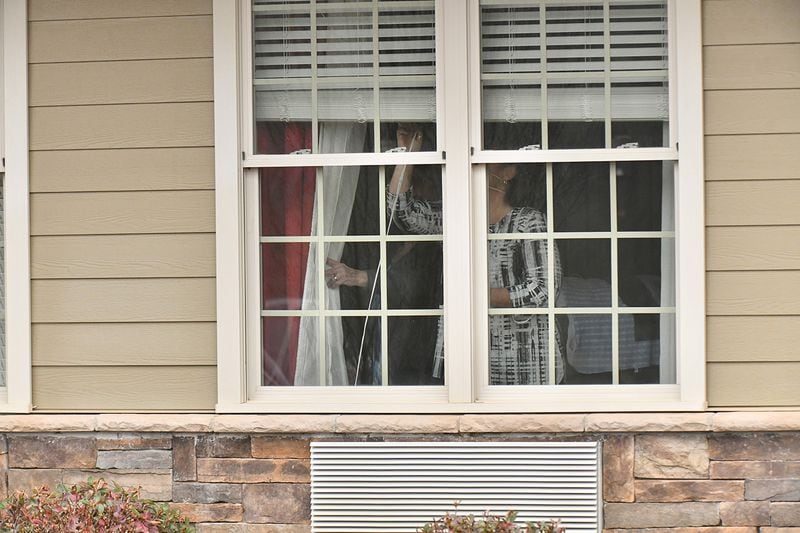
[{"x1": 218, "y1": 0, "x2": 705, "y2": 412}]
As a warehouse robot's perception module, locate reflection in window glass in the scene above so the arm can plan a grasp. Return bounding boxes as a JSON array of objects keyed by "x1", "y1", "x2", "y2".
[
  {"x1": 260, "y1": 163, "x2": 443, "y2": 387},
  {"x1": 252, "y1": 0, "x2": 437, "y2": 153}
]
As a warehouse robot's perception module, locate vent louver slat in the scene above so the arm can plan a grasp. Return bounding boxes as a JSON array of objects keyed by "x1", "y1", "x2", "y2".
[{"x1": 311, "y1": 441, "x2": 600, "y2": 532}]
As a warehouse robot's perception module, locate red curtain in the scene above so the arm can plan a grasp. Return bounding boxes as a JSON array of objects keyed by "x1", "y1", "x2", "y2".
[{"x1": 258, "y1": 122, "x2": 315, "y2": 385}]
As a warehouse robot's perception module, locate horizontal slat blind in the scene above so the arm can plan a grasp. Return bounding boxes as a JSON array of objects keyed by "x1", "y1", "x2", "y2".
[
  {"x1": 481, "y1": 0, "x2": 668, "y2": 121},
  {"x1": 255, "y1": 1, "x2": 666, "y2": 122},
  {"x1": 253, "y1": 0, "x2": 436, "y2": 121},
  {"x1": 311, "y1": 441, "x2": 600, "y2": 532}
]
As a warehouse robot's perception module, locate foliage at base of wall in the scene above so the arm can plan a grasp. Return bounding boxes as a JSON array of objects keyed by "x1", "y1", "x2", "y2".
[
  {"x1": 0, "y1": 478, "x2": 193, "y2": 533},
  {"x1": 420, "y1": 510, "x2": 564, "y2": 533}
]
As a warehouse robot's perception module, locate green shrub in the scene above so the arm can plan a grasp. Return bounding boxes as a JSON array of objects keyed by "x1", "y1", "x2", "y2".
[
  {"x1": 419, "y1": 509, "x2": 565, "y2": 533},
  {"x1": 0, "y1": 478, "x2": 194, "y2": 533}
]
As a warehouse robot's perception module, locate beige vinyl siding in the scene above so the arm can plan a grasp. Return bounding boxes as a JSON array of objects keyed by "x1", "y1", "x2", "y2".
[
  {"x1": 28, "y1": 1, "x2": 216, "y2": 411},
  {"x1": 706, "y1": 227, "x2": 800, "y2": 271},
  {"x1": 33, "y1": 323, "x2": 216, "y2": 367},
  {"x1": 28, "y1": 0, "x2": 212, "y2": 21},
  {"x1": 33, "y1": 366, "x2": 217, "y2": 411},
  {"x1": 29, "y1": 59, "x2": 213, "y2": 106},
  {"x1": 30, "y1": 191, "x2": 215, "y2": 235},
  {"x1": 29, "y1": 148, "x2": 215, "y2": 192},
  {"x1": 705, "y1": 135, "x2": 800, "y2": 181},
  {"x1": 704, "y1": 0, "x2": 800, "y2": 408},
  {"x1": 31, "y1": 234, "x2": 215, "y2": 279},
  {"x1": 29, "y1": 16, "x2": 212, "y2": 63}
]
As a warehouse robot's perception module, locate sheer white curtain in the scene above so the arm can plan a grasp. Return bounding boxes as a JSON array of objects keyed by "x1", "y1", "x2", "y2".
[{"x1": 294, "y1": 123, "x2": 368, "y2": 386}]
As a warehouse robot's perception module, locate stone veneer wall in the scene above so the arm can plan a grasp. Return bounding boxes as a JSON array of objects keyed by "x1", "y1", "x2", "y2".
[{"x1": 1, "y1": 414, "x2": 800, "y2": 532}]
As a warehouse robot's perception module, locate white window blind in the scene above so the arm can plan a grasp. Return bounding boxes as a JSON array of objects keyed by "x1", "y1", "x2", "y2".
[
  {"x1": 253, "y1": 0, "x2": 666, "y2": 123},
  {"x1": 481, "y1": 0, "x2": 668, "y2": 122},
  {"x1": 253, "y1": 0, "x2": 437, "y2": 122}
]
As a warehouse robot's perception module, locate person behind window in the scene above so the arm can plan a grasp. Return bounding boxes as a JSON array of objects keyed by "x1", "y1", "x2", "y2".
[
  {"x1": 384, "y1": 125, "x2": 563, "y2": 385},
  {"x1": 325, "y1": 123, "x2": 442, "y2": 385}
]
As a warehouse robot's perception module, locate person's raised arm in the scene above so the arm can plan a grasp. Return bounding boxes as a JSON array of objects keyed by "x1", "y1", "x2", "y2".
[{"x1": 388, "y1": 124, "x2": 423, "y2": 195}]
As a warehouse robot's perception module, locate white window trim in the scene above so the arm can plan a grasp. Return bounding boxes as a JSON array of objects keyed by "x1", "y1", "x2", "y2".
[
  {"x1": 214, "y1": 0, "x2": 705, "y2": 413},
  {"x1": 1, "y1": 0, "x2": 31, "y2": 412}
]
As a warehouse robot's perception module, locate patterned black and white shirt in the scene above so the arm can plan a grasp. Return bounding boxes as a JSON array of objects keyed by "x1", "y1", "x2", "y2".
[
  {"x1": 388, "y1": 189, "x2": 563, "y2": 385},
  {"x1": 488, "y1": 208, "x2": 563, "y2": 385}
]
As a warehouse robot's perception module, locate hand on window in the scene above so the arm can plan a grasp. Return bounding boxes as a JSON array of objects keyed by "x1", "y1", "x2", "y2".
[{"x1": 325, "y1": 258, "x2": 369, "y2": 289}]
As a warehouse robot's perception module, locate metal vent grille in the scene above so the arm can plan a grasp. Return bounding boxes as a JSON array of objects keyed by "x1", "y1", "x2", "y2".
[{"x1": 311, "y1": 441, "x2": 600, "y2": 532}]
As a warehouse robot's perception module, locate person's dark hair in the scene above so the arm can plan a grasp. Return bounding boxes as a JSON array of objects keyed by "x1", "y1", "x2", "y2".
[{"x1": 505, "y1": 163, "x2": 546, "y2": 213}]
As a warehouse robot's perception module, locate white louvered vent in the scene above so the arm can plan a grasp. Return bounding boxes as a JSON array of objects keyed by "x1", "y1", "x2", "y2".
[{"x1": 311, "y1": 441, "x2": 600, "y2": 533}]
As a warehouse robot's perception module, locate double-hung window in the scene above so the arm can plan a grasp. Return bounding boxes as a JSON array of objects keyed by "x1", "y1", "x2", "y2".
[{"x1": 214, "y1": 0, "x2": 704, "y2": 412}]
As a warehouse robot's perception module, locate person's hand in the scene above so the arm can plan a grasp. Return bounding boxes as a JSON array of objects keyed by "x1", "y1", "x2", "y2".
[
  {"x1": 325, "y1": 258, "x2": 369, "y2": 288},
  {"x1": 396, "y1": 123, "x2": 423, "y2": 152}
]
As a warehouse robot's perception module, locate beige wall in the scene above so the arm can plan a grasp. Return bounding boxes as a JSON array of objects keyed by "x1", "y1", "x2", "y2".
[
  {"x1": 25, "y1": 0, "x2": 800, "y2": 411},
  {"x1": 28, "y1": 0, "x2": 217, "y2": 410},
  {"x1": 703, "y1": 0, "x2": 800, "y2": 408}
]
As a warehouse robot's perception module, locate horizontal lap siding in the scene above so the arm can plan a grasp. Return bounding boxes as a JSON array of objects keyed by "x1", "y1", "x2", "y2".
[
  {"x1": 28, "y1": 1, "x2": 216, "y2": 411},
  {"x1": 703, "y1": 0, "x2": 800, "y2": 408}
]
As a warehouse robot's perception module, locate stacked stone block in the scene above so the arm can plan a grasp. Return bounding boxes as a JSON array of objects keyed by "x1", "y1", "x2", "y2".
[
  {"x1": 2, "y1": 432, "x2": 311, "y2": 532},
  {"x1": 0, "y1": 422, "x2": 799, "y2": 531},
  {"x1": 603, "y1": 433, "x2": 800, "y2": 532}
]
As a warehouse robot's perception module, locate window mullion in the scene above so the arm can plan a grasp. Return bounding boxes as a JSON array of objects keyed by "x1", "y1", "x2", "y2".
[
  {"x1": 310, "y1": 0, "x2": 319, "y2": 153},
  {"x1": 545, "y1": 163, "x2": 556, "y2": 385},
  {"x1": 379, "y1": 166, "x2": 390, "y2": 386},
  {"x1": 442, "y1": 0, "x2": 474, "y2": 404},
  {"x1": 603, "y1": 0, "x2": 611, "y2": 148},
  {"x1": 315, "y1": 167, "x2": 327, "y2": 386},
  {"x1": 371, "y1": 0, "x2": 381, "y2": 152},
  {"x1": 539, "y1": 0, "x2": 549, "y2": 149},
  {"x1": 610, "y1": 161, "x2": 620, "y2": 384}
]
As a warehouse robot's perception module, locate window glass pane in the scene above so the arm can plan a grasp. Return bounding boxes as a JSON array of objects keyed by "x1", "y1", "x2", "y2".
[
  {"x1": 480, "y1": 2, "x2": 542, "y2": 148},
  {"x1": 562, "y1": 313, "x2": 612, "y2": 385},
  {"x1": 489, "y1": 314, "x2": 556, "y2": 385},
  {"x1": 388, "y1": 316, "x2": 443, "y2": 385},
  {"x1": 480, "y1": 0, "x2": 669, "y2": 150},
  {"x1": 611, "y1": 77, "x2": 668, "y2": 148},
  {"x1": 547, "y1": 81, "x2": 605, "y2": 149},
  {"x1": 485, "y1": 159, "x2": 556, "y2": 385},
  {"x1": 557, "y1": 239, "x2": 612, "y2": 308},
  {"x1": 619, "y1": 313, "x2": 675, "y2": 384},
  {"x1": 262, "y1": 242, "x2": 316, "y2": 310},
  {"x1": 618, "y1": 237, "x2": 675, "y2": 307},
  {"x1": 610, "y1": 0, "x2": 669, "y2": 147},
  {"x1": 253, "y1": 0, "x2": 437, "y2": 154},
  {"x1": 260, "y1": 164, "x2": 443, "y2": 387},
  {"x1": 554, "y1": 162, "x2": 609, "y2": 232},
  {"x1": 617, "y1": 161, "x2": 673, "y2": 231}
]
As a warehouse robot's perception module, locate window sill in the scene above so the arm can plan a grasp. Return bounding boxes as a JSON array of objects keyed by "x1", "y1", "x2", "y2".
[{"x1": 2, "y1": 412, "x2": 798, "y2": 434}]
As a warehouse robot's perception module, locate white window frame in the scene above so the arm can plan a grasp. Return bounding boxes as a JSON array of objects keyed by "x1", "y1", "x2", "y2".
[
  {"x1": 1, "y1": 0, "x2": 32, "y2": 412},
  {"x1": 214, "y1": 0, "x2": 704, "y2": 413}
]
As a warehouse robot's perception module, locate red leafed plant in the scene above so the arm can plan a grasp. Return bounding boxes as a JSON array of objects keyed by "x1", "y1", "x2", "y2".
[
  {"x1": 0, "y1": 478, "x2": 194, "y2": 533},
  {"x1": 419, "y1": 509, "x2": 565, "y2": 533}
]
